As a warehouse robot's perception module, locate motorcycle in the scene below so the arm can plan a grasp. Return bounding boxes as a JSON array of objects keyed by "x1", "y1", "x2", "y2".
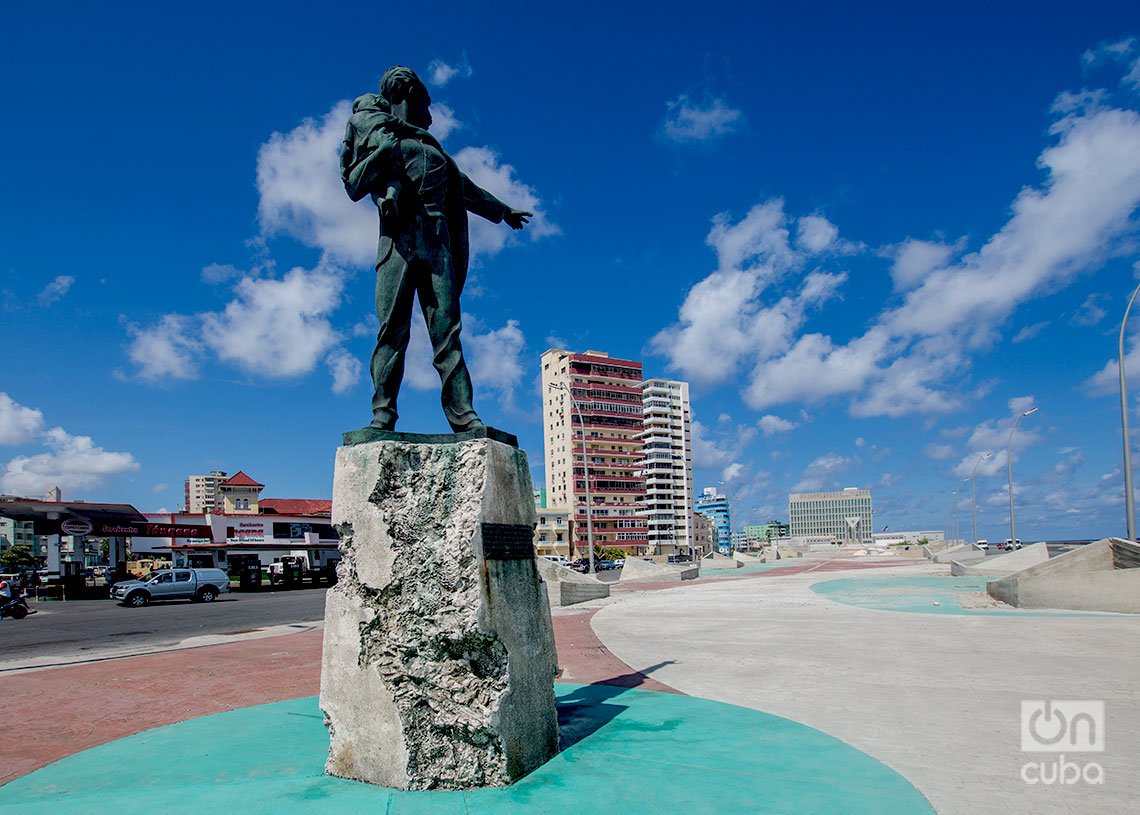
[{"x1": 0, "y1": 592, "x2": 36, "y2": 620}]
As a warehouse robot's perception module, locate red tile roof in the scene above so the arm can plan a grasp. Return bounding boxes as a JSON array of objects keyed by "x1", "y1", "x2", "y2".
[
  {"x1": 258, "y1": 498, "x2": 332, "y2": 517},
  {"x1": 221, "y1": 471, "x2": 264, "y2": 488}
]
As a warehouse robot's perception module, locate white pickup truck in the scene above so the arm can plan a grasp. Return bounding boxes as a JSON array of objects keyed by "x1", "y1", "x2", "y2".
[{"x1": 110, "y1": 568, "x2": 230, "y2": 607}]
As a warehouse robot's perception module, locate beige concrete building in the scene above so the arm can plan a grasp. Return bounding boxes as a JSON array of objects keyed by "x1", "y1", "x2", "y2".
[
  {"x1": 788, "y1": 487, "x2": 873, "y2": 546},
  {"x1": 541, "y1": 349, "x2": 647, "y2": 556},
  {"x1": 640, "y1": 378, "x2": 693, "y2": 556},
  {"x1": 691, "y1": 512, "x2": 714, "y2": 558},
  {"x1": 184, "y1": 470, "x2": 228, "y2": 513},
  {"x1": 218, "y1": 471, "x2": 263, "y2": 514},
  {"x1": 533, "y1": 508, "x2": 572, "y2": 557}
]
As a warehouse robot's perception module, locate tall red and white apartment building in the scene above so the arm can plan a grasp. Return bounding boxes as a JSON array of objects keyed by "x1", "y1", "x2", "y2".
[{"x1": 541, "y1": 349, "x2": 649, "y2": 556}]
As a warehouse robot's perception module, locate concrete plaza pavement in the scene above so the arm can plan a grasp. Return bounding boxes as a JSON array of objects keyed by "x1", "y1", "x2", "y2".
[
  {"x1": 5, "y1": 552, "x2": 1133, "y2": 813},
  {"x1": 590, "y1": 559, "x2": 1139, "y2": 815}
]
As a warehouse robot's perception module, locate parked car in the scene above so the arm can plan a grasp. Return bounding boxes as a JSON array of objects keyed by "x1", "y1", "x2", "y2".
[
  {"x1": 541, "y1": 555, "x2": 570, "y2": 566},
  {"x1": 973, "y1": 540, "x2": 990, "y2": 551},
  {"x1": 612, "y1": 559, "x2": 626, "y2": 568},
  {"x1": 110, "y1": 568, "x2": 230, "y2": 607},
  {"x1": 596, "y1": 559, "x2": 616, "y2": 571}
]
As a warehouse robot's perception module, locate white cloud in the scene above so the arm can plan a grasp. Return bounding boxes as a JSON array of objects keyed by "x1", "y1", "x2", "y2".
[
  {"x1": 796, "y1": 215, "x2": 839, "y2": 254},
  {"x1": 691, "y1": 419, "x2": 756, "y2": 469},
  {"x1": 201, "y1": 263, "x2": 242, "y2": 284},
  {"x1": 453, "y1": 146, "x2": 559, "y2": 259},
  {"x1": 400, "y1": 314, "x2": 528, "y2": 408},
  {"x1": 676, "y1": 76, "x2": 1140, "y2": 418},
  {"x1": 254, "y1": 103, "x2": 556, "y2": 266},
  {"x1": 326, "y1": 347, "x2": 361, "y2": 395},
  {"x1": 430, "y1": 102, "x2": 461, "y2": 141},
  {"x1": 952, "y1": 450, "x2": 1005, "y2": 479},
  {"x1": 1084, "y1": 331, "x2": 1140, "y2": 396},
  {"x1": 1, "y1": 427, "x2": 138, "y2": 496},
  {"x1": 792, "y1": 453, "x2": 853, "y2": 492},
  {"x1": 257, "y1": 100, "x2": 377, "y2": 266},
  {"x1": 890, "y1": 238, "x2": 957, "y2": 291},
  {"x1": 0, "y1": 393, "x2": 44, "y2": 444},
  {"x1": 662, "y1": 94, "x2": 743, "y2": 142},
  {"x1": 651, "y1": 199, "x2": 848, "y2": 387},
  {"x1": 403, "y1": 318, "x2": 441, "y2": 391},
  {"x1": 466, "y1": 318, "x2": 527, "y2": 405},
  {"x1": 151, "y1": 482, "x2": 168, "y2": 493},
  {"x1": 201, "y1": 265, "x2": 344, "y2": 379},
  {"x1": 126, "y1": 314, "x2": 204, "y2": 382},
  {"x1": 721, "y1": 462, "x2": 745, "y2": 483},
  {"x1": 427, "y1": 58, "x2": 471, "y2": 87},
  {"x1": 37, "y1": 275, "x2": 74, "y2": 305},
  {"x1": 1082, "y1": 38, "x2": 1136, "y2": 68},
  {"x1": 757, "y1": 414, "x2": 796, "y2": 436},
  {"x1": 1012, "y1": 321, "x2": 1050, "y2": 343},
  {"x1": 745, "y1": 328, "x2": 889, "y2": 410},
  {"x1": 1070, "y1": 293, "x2": 1106, "y2": 326},
  {"x1": 924, "y1": 443, "x2": 957, "y2": 460}
]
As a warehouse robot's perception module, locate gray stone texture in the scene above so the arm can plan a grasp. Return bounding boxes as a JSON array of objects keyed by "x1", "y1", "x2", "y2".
[{"x1": 320, "y1": 437, "x2": 559, "y2": 790}]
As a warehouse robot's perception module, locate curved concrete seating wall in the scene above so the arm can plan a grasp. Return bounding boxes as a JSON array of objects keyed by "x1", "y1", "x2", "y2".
[
  {"x1": 702, "y1": 553, "x2": 743, "y2": 570},
  {"x1": 619, "y1": 557, "x2": 699, "y2": 582},
  {"x1": 535, "y1": 558, "x2": 610, "y2": 606},
  {"x1": 949, "y1": 542, "x2": 1049, "y2": 577},
  {"x1": 986, "y1": 539, "x2": 1140, "y2": 613},
  {"x1": 932, "y1": 544, "x2": 986, "y2": 564}
]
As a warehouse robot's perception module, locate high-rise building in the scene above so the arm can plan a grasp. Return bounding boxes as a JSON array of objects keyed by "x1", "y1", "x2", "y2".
[
  {"x1": 184, "y1": 470, "x2": 228, "y2": 513},
  {"x1": 640, "y1": 378, "x2": 693, "y2": 556},
  {"x1": 541, "y1": 349, "x2": 648, "y2": 556},
  {"x1": 788, "y1": 487, "x2": 873, "y2": 545},
  {"x1": 695, "y1": 487, "x2": 732, "y2": 553}
]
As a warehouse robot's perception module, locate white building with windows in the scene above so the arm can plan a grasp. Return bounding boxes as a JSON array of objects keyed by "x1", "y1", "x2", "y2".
[
  {"x1": 184, "y1": 470, "x2": 228, "y2": 513},
  {"x1": 788, "y1": 487, "x2": 873, "y2": 546},
  {"x1": 640, "y1": 378, "x2": 693, "y2": 556}
]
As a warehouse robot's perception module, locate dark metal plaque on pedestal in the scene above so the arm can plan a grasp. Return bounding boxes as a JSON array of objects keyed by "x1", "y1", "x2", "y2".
[{"x1": 481, "y1": 523, "x2": 536, "y2": 560}]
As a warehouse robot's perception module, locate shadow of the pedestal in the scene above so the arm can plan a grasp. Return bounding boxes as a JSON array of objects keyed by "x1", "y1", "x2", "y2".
[{"x1": 556, "y1": 661, "x2": 676, "y2": 750}]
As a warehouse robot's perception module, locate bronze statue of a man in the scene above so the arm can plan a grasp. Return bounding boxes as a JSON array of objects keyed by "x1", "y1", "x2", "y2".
[{"x1": 340, "y1": 65, "x2": 531, "y2": 432}]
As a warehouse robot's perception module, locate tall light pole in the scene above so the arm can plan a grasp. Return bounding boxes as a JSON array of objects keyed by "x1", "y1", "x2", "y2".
[
  {"x1": 1120, "y1": 281, "x2": 1140, "y2": 541},
  {"x1": 970, "y1": 453, "x2": 992, "y2": 544},
  {"x1": 1007, "y1": 406, "x2": 1038, "y2": 547},
  {"x1": 947, "y1": 490, "x2": 959, "y2": 542},
  {"x1": 548, "y1": 382, "x2": 595, "y2": 574}
]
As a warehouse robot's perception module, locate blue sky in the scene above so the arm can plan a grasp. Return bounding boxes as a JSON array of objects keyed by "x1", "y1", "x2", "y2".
[{"x1": 3, "y1": 1, "x2": 1140, "y2": 542}]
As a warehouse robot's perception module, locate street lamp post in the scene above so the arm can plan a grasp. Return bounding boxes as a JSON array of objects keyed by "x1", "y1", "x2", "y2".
[
  {"x1": 1119, "y1": 282, "x2": 1140, "y2": 541},
  {"x1": 970, "y1": 453, "x2": 992, "y2": 544},
  {"x1": 947, "y1": 490, "x2": 958, "y2": 542},
  {"x1": 1007, "y1": 406, "x2": 1038, "y2": 548},
  {"x1": 549, "y1": 382, "x2": 595, "y2": 574}
]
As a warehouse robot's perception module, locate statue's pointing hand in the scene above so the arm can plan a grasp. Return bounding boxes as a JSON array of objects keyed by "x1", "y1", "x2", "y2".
[{"x1": 504, "y1": 209, "x2": 532, "y2": 230}]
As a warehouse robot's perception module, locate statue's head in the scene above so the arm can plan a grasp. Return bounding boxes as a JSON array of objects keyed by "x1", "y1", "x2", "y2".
[{"x1": 379, "y1": 65, "x2": 432, "y2": 130}]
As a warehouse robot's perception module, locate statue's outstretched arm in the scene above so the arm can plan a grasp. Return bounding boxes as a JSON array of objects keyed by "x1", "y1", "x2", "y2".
[{"x1": 461, "y1": 174, "x2": 532, "y2": 230}]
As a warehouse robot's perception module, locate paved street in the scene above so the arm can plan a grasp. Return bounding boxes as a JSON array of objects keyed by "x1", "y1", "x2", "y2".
[{"x1": 1, "y1": 587, "x2": 328, "y2": 670}]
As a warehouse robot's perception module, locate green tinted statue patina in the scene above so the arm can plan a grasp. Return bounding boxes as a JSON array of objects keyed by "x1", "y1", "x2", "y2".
[{"x1": 341, "y1": 65, "x2": 531, "y2": 433}]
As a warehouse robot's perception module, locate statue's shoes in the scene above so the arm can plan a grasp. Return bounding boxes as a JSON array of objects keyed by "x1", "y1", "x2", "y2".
[{"x1": 451, "y1": 418, "x2": 486, "y2": 433}]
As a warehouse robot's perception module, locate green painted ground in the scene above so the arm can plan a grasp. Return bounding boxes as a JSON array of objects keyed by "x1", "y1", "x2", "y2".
[
  {"x1": 811, "y1": 575, "x2": 1121, "y2": 616},
  {"x1": 1, "y1": 684, "x2": 934, "y2": 815}
]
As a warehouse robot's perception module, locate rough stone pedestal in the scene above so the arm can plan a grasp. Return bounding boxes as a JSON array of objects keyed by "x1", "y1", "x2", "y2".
[{"x1": 320, "y1": 434, "x2": 559, "y2": 790}]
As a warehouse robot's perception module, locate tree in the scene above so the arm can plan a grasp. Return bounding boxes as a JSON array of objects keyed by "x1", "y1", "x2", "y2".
[{"x1": 0, "y1": 544, "x2": 39, "y2": 569}]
